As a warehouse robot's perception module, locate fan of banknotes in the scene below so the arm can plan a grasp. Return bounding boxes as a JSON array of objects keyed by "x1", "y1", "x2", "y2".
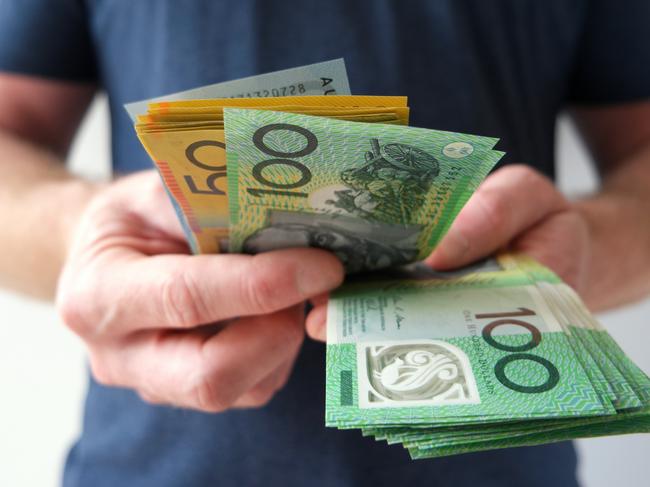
[
  {"x1": 326, "y1": 254, "x2": 650, "y2": 458},
  {"x1": 130, "y1": 59, "x2": 650, "y2": 459}
]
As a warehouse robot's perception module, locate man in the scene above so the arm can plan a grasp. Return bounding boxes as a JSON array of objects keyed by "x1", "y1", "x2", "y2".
[{"x1": 1, "y1": 1, "x2": 649, "y2": 486}]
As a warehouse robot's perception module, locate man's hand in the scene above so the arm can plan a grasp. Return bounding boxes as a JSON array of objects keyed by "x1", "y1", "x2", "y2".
[
  {"x1": 306, "y1": 164, "x2": 591, "y2": 342},
  {"x1": 425, "y1": 164, "x2": 591, "y2": 291},
  {"x1": 56, "y1": 171, "x2": 344, "y2": 412}
]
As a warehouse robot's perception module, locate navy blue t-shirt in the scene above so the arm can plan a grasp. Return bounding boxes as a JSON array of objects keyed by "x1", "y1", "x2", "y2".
[{"x1": 2, "y1": 1, "x2": 650, "y2": 486}]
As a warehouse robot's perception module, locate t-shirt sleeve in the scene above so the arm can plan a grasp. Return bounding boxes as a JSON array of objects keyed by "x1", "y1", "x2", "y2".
[
  {"x1": 0, "y1": 0, "x2": 97, "y2": 81},
  {"x1": 567, "y1": 0, "x2": 650, "y2": 105}
]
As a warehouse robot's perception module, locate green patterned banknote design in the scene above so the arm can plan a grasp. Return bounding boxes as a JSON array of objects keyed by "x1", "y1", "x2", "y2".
[
  {"x1": 324, "y1": 254, "x2": 650, "y2": 458},
  {"x1": 325, "y1": 273, "x2": 607, "y2": 427},
  {"x1": 224, "y1": 108, "x2": 503, "y2": 272}
]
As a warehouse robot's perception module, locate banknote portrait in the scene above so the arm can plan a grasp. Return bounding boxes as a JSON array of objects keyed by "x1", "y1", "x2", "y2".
[{"x1": 242, "y1": 210, "x2": 422, "y2": 273}]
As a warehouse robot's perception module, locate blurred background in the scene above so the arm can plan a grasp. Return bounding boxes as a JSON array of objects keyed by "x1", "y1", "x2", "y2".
[{"x1": 0, "y1": 96, "x2": 648, "y2": 486}]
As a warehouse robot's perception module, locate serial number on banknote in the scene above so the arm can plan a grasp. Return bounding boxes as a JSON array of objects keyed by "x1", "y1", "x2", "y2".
[
  {"x1": 229, "y1": 84, "x2": 309, "y2": 98},
  {"x1": 229, "y1": 79, "x2": 337, "y2": 98}
]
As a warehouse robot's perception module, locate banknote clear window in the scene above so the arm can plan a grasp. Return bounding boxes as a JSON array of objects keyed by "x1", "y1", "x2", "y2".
[{"x1": 357, "y1": 340, "x2": 480, "y2": 408}]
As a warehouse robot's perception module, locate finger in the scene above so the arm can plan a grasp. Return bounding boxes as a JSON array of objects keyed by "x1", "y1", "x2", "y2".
[
  {"x1": 232, "y1": 355, "x2": 297, "y2": 409},
  {"x1": 512, "y1": 211, "x2": 591, "y2": 292},
  {"x1": 427, "y1": 165, "x2": 569, "y2": 270},
  {"x1": 78, "y1": 171, "x2": 188, "y2": 253},
  {"x1": 108, "y1": 170, "x2": 188, "y2": 242},
  {"x1": 305, "y1": 303, "x2": 328, "y2": 342},
  {"x1": 309, "y1": 292, "x2": 330, "y2": 308},
  {"x1": 137, "y1": 342, "x2": 298, "y2": 410},
  {"x1": 186, "y1": 305, "x2": 305, "y2": 411},
  {"x1": 63, "y1": 247, "x2": 344, "y2": 336},
  {"x1": 136, "y1": 390, "x2": 166, "y2": 406},
  {"x1": 100, "y1": 305, "x2": 305, "y2": 412}
]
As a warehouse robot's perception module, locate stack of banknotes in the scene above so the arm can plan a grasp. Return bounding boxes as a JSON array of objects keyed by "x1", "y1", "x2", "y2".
[
  {"x1": 136, "y1": 94, "x2": 415, "y2": 257},
  {"x1": 327, "y1": 254, "x2": 650, "y2": 458},
  {"x1": 130, "y1": 59, "x2": 650, "y2": 459}
]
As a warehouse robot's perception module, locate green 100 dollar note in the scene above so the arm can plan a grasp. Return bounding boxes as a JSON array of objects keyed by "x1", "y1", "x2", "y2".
[
  {"x1": 224, "y1": 108, "x2": 504, "y2": 272},
  {"x1": 324, "y1": 264, "x2": 610, "y2": 428}
]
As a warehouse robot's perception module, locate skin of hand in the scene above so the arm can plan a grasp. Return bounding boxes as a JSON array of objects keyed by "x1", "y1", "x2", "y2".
[{"x1": 56, "y1": 170, "x2": 344, "y2": 412}]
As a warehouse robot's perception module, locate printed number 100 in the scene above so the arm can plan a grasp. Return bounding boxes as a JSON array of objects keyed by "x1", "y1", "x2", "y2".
[
  {"x1": 247, "y1": 123, "x2": 318, "y2": 198},
  {"x1": 476, "y1": 307, "x2": 560, "y2": 394}
]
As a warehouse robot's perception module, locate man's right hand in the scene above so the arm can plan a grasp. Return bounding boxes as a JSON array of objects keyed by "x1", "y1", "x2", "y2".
[{"x1": 56, "y1": 170, "x2": 344, "y2": 412}]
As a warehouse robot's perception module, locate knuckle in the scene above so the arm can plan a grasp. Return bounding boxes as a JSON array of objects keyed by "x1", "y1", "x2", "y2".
[
  {"x1": 192, "y1": 368, "x2": 236, "y2": 413},
  {"x1": 87, "y1": 352, "x2": 114, "y2": 386},
  {"x1": 505, "y1": 165, "x2": 554, "y2": 194},
  {"x1": 242, "y1": 267, "x2": 284, "y2": 314},
  {"x1": 56, "y1": 279, "x2": 94, "y2": 336},
  {"x1": 137, "y1": 390, "x2": 163, "y2": 406},
  {"x1": 160, "y1": 270, "x2": 205, "y2": 326},
  {"x1": 245, "y1": 384, "x2": 276, "y2": 408},
  {"x1": 56, "y1": 293, "x2": 86, "y2": 334},
  {"x1": 475, "y1": 188, "x2": 510, "y2": 235},
  {"x1": 274, "y1": 374, "x2": 290, "y2": 393},
  {"x1": 272, "y1": 369, "x2": 292, "y2": 393},
  {"x1": 137, "y1": 392, "x2": 155, "y2": 404}
]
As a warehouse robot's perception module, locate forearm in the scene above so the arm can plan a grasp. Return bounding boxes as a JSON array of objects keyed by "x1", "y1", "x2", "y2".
[
  {"x1": 0, "y1": 129, "x2": 100, "y2": 299},
  {"x1": 575, "y1": 144, "x2": 650, "y2": 311}
]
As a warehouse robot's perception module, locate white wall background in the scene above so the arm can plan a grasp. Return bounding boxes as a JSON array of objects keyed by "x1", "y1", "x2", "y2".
[{"x1": 0, "y1": 97, "x2": 648, "y2": 486}]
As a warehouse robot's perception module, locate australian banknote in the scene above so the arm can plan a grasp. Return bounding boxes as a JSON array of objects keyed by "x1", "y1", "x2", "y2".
[
  {"x1": 223, "y1": 108, "x2": 504, "y2": 271},
  {"x1": 125, "y1": 58, "x2": 350, "y2": 121},
  {"x1": 325, "y1": 255, "x2": 650, "y2": 458}
]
